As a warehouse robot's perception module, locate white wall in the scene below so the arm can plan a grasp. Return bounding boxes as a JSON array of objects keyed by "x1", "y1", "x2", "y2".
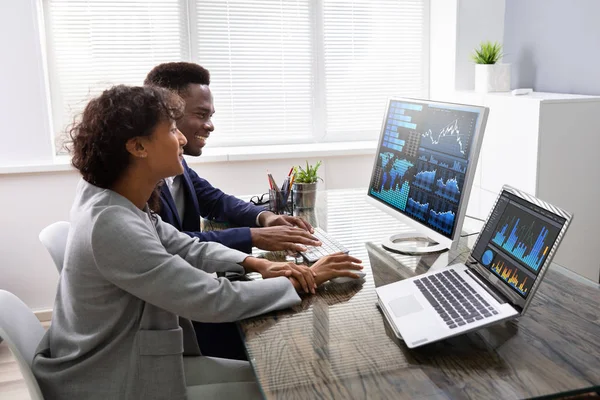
[
  {"x1": 0, "y1": 0, "x2": 54, "y2": 166},
  {"x1": 429, "y1": 0, "x2": 458, "y2": 100},
  {"x1": 429, "y1": 0, "x2": 506, "y2": 97},
  {"x1": 0, "y1": 171, "x2": 77, "y2": 310},
  {"x1": 455, "y1": 0, "x2": 506, "y2": 91}
]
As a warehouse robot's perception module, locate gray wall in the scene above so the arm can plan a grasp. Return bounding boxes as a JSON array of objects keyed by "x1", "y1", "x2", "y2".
[{"x1": 503, "y1": 0, "x2": 600, "y2": 95}]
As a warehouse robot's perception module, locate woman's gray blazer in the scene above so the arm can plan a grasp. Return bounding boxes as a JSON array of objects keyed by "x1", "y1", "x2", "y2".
[{"x1": 32, "y1": 179, "x2": 300, "y2": 399}]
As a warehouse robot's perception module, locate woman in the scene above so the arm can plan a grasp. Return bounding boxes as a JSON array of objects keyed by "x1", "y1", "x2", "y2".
[{"x1": 32, "y1": 85, "x2": 363, "y2": 400}]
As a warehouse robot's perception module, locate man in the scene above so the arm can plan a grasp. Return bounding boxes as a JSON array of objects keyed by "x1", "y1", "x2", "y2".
[
  {"x1": 144, "y1": 62, "x2": 320, "y2": 360},
  {"x1": 144, "y1": 62, "x2": 320, "y2": 255}
]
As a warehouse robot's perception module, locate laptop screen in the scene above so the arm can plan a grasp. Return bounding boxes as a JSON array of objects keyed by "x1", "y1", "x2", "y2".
[{"x1": 470, "y1": 190, "x2": 567, "y2": 299}]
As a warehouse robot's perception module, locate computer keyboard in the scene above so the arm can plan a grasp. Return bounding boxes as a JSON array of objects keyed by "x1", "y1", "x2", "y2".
[
  {"x1": 299, "y1": 227, "x2": 349, "y2": 263},
  {"x1": 414, "y1": 270, "x2": 498, "y2": 329}
]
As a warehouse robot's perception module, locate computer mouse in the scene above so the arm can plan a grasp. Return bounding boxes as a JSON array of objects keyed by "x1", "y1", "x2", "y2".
[{"x1": 330, "y1": 271, "x2": 366, "y2": 284}]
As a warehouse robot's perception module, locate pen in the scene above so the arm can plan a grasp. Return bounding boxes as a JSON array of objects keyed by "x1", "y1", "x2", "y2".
[
  {"x1": 281, "y1": 177, "x2": 290, "y2": 204},
  {"x1": 288, "y1": 167, "x2": 294, "y2": 177},
  {"x1": 281, "y1": 176, "x2": 290, "y2": 192}
]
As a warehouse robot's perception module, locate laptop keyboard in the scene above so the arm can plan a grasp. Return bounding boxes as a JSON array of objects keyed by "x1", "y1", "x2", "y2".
[
  {"x1": 414, "y1": 269, "x2": 499, "y2": 329},
  {"x1": 299, "y1": 227, "x2": 349, "y2": 263}
]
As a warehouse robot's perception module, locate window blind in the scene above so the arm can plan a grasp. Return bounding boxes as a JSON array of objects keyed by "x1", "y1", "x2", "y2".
[
  {"x1": 192, "y1": 0, "x2": 314, "y2": 146},
  {"x1": 322, "y1": 0, "x2": 428, "y2": 141},
  {"x1": 44, "y1": 0, "x2": 428, "y2": 153},
  {"x1": 44, "y1": 0, "x2": 189, "y2": 151}
]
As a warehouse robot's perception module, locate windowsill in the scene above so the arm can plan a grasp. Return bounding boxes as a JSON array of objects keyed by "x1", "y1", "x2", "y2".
[
  {"x1": 0, "y1": 141, "x2": 377, "y2": 175},
  {"x1": 187, "y1": 141, "x2": 377, "y2": 163}
]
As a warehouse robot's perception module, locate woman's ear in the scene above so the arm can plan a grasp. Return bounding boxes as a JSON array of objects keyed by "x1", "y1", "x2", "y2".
[{"x1": 125, "y1": 137, "x2": 148, "y2": 159}]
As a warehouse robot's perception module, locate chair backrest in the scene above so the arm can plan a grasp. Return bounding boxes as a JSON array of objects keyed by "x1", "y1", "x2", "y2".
[
  {"x1": 39, "y1": 221, "x2": 70, "y2": 273},
  {"x1": 0, "y1": 290, "x2": 45, "y2": 400}
]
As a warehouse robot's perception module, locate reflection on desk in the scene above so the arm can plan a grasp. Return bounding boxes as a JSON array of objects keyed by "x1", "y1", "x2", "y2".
[{"x1": 240, "y1": 189, "x2": 600, "y2": 400}]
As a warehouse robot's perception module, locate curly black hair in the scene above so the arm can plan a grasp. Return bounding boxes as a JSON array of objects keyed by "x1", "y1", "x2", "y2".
[
  {"x1": 144, "y1": 62, "x2": 210, "y2": 94},
  {"x1": 70, "y1": 85, "x2": 184, "y2": 194}
]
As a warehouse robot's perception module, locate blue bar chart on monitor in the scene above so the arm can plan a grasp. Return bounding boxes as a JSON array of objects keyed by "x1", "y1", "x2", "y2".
[{"x1": 369, "y1": 100, "x2": 481, "y2": 238}]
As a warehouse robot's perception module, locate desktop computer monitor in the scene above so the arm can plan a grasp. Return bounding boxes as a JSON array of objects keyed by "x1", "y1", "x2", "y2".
[{"x1": 366, "y1": 98, "x2": 489, "y2": 254}]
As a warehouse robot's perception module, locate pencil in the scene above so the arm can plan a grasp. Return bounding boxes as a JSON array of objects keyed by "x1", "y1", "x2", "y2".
[{"x1": 268, "y1": 173, "x2": 278, "y2": 190}]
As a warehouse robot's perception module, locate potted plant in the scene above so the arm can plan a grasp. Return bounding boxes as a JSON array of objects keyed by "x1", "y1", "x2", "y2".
[
  {"x1": 471, "y1": 41, "x2": 510, "y2": 93},
  {"x1": 292, "y1": 161, "x2": 322, "y2": 209}
]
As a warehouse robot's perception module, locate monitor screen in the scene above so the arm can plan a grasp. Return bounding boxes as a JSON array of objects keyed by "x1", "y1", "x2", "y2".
[
  {"x1": 470, "y1": 190, "x2": 567, "y2": 298},
  {"x1": 368, "y1": 99, "x2": 486, "y2": 240}
]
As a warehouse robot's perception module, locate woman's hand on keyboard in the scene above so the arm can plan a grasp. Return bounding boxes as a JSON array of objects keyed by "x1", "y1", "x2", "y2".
[
  {"x1": 250, "y1": 226, "x2": 321, "y2": 252},
  {"x1": 310, "y1": 253, "x2": 363, "y2": 286},
  {"x1": 258, "y1": 212, "x2": 314, "y2": 233},
  {"x1": 243, "y1": 258, "x2": 317, "y2": 293}
]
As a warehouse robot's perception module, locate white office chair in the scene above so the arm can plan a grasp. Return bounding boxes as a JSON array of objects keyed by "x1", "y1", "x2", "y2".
[
  {"x1": 0, "y1": 290, "x2": 45, "y2": 400},
  {"x1": 39, "y1": 221, "x2": 70, "y2": 273}
]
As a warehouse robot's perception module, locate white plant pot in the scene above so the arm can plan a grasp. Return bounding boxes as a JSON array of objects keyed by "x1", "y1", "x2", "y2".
[{"x1": 474, "y1": 63, "x2": 511, "y2": 93}]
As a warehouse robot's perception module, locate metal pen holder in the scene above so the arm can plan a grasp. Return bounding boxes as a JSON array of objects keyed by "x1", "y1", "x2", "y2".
[{"x1": 268, "y1": 188, "x2": 294, "y2": 215}]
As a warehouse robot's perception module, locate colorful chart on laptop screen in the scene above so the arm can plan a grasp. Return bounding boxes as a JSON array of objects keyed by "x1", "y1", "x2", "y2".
[{"x1": 471, "y1": 191, "x2": 567, "y2": 298}]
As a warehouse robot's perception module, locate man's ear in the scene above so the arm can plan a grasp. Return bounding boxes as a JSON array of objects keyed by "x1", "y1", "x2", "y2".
[{"x1": 125, "y1": 137, "x2": 148, "y2": 158}]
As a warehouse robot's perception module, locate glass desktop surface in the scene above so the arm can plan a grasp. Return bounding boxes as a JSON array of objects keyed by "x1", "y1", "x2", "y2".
[{"x1": 239, "y1": 189, "x2": 600, "y2": 400}]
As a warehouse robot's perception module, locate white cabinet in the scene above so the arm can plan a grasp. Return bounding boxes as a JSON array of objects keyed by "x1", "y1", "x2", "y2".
[{"x1": 445, "y1": 91, "x2": 600, "y2": 283}]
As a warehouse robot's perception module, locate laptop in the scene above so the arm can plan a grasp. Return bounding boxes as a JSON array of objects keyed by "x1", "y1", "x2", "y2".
[{"x1": 376, "y1": 185, "x2": 573, "y2": 348}]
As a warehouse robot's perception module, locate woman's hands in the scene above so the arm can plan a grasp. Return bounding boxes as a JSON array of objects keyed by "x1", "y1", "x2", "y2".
[
  {"x1": 240, "y1": 252, "x2": 363, "y2": 294},
  {"x1": 241, "y1": 257, "x2": 317, "y2": 294},
  {"x1": 310, "y1": 253, "x2": 363, "y2": 286}
]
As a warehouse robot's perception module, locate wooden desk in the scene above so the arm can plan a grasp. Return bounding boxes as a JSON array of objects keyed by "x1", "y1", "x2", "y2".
[{"x1": 240, "y1": 189, "x2": 600, "y2": 399}]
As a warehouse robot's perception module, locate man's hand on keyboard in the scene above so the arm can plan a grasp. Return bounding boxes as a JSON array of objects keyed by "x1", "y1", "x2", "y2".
[
  {"x1": 263, "y1": 263, "x2": 317, "y2": 294},
  {"x1": 310, "y1": 253, "x2": 363, "y2": 286},
  {"x1": 250, "y1": 226, "x2": 322, "y2": 252},
  {"x1": 258, "y1": 212, "x2": 314, "y2": 233}
]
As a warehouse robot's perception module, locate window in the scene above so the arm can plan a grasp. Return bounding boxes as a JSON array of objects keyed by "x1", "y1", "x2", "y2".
[{"x1": 44, "y1": 0, "x2": 428, "y2": 153}]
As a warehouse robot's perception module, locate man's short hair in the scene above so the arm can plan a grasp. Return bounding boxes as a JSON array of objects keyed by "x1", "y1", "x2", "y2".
[{"x1": 144, "y1": 62, "x2": 210, "y2": 94}]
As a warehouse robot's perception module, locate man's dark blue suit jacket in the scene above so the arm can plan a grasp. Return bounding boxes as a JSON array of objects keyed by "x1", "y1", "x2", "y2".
[{"x1": 159, "y1": 159, "x2": 264, "y2": 254}]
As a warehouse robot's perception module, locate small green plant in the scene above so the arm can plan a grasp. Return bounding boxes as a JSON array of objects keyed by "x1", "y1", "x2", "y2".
[
  {"x1": 471, "y1": 41, "x2": 503, "y2": 64},
  {"x1": 293, "y1": 160, "x2": 322, "y2": 184}
]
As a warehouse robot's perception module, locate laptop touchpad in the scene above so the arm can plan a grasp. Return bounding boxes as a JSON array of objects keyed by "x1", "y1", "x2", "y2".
[{"x1": 389, "y1": 295, "x2": 423, "y2": 318}]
